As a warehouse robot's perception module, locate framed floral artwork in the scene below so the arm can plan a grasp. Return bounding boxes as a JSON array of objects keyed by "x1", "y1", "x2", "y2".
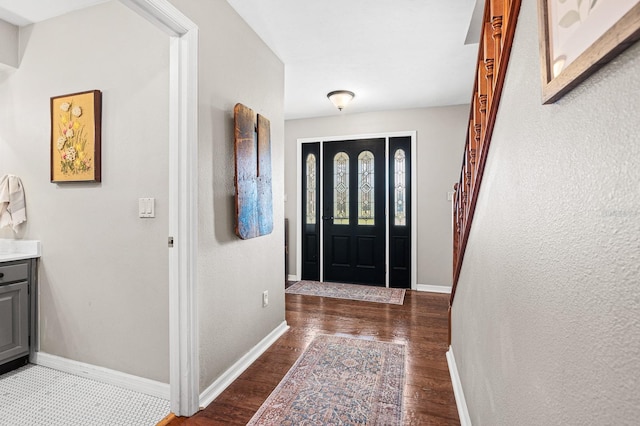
[
  {"x1": 50, "y1": 90, "x2": 102, "y2": 182},
  {"x1": 538, "y1": 0, "x2": 640, "y2": 104}
]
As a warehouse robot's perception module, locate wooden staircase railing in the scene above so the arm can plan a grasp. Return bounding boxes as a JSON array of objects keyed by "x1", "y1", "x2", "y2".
[{"x1": 449, "y1": 0, "x2": 522, "y2": 343}]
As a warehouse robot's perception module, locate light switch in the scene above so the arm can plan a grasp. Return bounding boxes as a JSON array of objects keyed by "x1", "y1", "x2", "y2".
[{"x1": 139, "y1": 198, "x2": 155, "y2": 218}]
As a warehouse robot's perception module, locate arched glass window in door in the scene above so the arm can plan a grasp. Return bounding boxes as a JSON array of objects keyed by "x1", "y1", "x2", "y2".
[
  {"x1": 358, "y1": 150, "x2": 375, "y2": 225},
  {"x1": 394, "y1": 149, "x2": 406, "y2": 226},
  {"x1": 333, "y1": 152, "x2": 349, "y2": 224},
  {"x1": 305, "y1": 153, "x2": 316, "y2": 224}
]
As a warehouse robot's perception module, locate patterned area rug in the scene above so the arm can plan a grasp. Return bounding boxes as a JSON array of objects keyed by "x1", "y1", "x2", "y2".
[
  {"x1": 285, "y1": 280, "x2": 406, "y2": 305},
  {"x1": 248, "y1": 335, "x2": 406, "y2": 425}
]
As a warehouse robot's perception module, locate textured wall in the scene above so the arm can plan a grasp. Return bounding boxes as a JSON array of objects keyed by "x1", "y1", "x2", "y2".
[
  {"x1": 168, "y1": 0, "x2": 286, "y2": 392},
  {"x1": 451, "y1": 1, "x2": 640, "y2": 424},
  {"x1": 285, "y1": 106, "x2": 468, "y2": 288},
  {"x1": 0, "y1": 2, "x2": 170, "y2": 382}
]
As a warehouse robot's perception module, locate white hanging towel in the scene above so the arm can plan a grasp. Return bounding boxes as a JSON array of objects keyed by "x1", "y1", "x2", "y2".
[{"x1": 0, "y1": 174, "x2": 27, "y2": 231}]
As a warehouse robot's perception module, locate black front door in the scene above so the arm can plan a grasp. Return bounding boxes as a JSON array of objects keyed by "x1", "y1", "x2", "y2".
[{"x1": 322, "y1": 139, "x2": 385, "y2": 286}]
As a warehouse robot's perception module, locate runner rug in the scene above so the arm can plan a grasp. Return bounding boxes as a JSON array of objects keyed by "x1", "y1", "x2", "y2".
[
  {"x1": 285, "y1": 280, "x2": 406, "y2": 305},
  {"x1": 247, "y1": 335, "x2": 406, "y2": 425}
]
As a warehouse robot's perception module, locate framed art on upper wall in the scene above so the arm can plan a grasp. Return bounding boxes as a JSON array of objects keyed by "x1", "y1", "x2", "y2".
[
  {"x1": 50, "y1": 90, "x2": 102, "y2": 182},
  {"x1": 538, "y1": 0, "x2": 640, "y2": 104}
]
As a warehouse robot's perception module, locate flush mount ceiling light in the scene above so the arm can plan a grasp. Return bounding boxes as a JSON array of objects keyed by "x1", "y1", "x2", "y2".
[{"x1": 327, "y1": 90, "x2": 355, "y2": 111}]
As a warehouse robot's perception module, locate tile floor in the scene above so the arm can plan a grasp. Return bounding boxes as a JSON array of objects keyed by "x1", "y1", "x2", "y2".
[{"x1": 0, "y1": 364, "x2": 170, "y2": 426}]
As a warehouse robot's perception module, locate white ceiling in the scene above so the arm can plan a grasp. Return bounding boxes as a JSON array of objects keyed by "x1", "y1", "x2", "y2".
[
  {"x1": 0, "y1": 0, "x2": 108, "y2": 26},
  {"x1": 0, "y1": 0, "x2": 482, "y2": 120},
  {"x1": 226, "y1": 0, "x2": 482, "y2": 119}
]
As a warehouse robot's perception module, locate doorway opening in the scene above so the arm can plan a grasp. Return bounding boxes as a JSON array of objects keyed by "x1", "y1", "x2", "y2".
[
  {"x1": 120, "y1": 0, "x2": 199, "y2": 416},
  {"x1": 297, "y1": 132, "x2": 416, "y2": 289}
]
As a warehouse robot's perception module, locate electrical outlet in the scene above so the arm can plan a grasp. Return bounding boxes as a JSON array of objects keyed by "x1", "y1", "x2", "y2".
[{"x1": 262, "y1": 290, "x2": 269, "y2": 307}]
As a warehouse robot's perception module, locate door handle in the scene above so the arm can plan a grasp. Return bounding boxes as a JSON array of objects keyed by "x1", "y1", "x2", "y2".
[{"x1": 322, "y1": 216, "x2": 334, "y2": 220}]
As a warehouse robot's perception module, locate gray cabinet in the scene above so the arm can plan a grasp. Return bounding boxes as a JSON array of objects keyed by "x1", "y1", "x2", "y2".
[{"x1": 0, "y1": 260, "x2": 34, "y2": 374}]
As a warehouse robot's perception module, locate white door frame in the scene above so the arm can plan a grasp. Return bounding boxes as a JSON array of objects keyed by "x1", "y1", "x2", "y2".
[
  {"x1": 120, "y1": 0, "x2": 199, "y2": 416},
  {"x1": 296, "y1": 131, "x2": 417, "y2": 289}
]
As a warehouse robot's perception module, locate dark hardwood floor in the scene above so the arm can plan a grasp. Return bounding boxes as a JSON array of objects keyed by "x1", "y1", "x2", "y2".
[{"x1": 168, "y1": 289, "x2": 460, "y2": 425}]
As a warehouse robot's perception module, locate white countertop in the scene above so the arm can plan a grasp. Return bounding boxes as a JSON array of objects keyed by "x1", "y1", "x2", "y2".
[{"x1": 0, "y1": 239, "x2": 41, "y2": 262}]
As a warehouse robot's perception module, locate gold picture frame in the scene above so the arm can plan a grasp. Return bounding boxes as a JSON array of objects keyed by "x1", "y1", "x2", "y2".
[
  {"x1": 538, "y1": 1, "x2": 640, "y2": 104},
  {"x1": 50, "y1": 90, "x2": 102, "y2": 182}
]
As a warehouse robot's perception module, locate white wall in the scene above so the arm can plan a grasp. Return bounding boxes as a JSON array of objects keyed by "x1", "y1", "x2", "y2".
[
  {"x1": 451, "y1": 1, "x2": 640, "y2": 424},
  {"x1": 0, "y1": 19, "x2": 18, "y2": 68},
  {"x1": 0, "y1": 2, "x2": 170, "y2": 382},
  {"x1": 285, "y1": 106, "x2": 468, "y2": 288},
  {"x1": 168, "y1": 0, "x2": 286, "y2": 392}
]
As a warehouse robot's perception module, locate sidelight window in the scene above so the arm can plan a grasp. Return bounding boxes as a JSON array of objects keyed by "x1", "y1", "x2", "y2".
[
  {"x1": 305, "y1": 153, "x2": 316, "y2": 224},
  {"x1": 393, "y1": 149, "x2": 406, "y2": 226}
]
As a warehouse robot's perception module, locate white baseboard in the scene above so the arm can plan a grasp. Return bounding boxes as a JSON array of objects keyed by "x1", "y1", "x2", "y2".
[
  {"x1": 199, "y1": 321, "x2": 289, "y2": 409},
  {"x1": 446, "y1": 346, "x2": 471, "y2": 426},
  {"x1": 417, "y1": 284, "x2": 451, "y2": 294},
  {"x1": 32, "y1": 352, "x2": 170, "y2": 400},
  {"x1": 287, "y1": 274, "x2": 299, "y2": 282}
]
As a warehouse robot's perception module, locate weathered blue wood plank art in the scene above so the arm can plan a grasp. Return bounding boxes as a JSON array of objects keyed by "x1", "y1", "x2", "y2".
[{"x1": 234, "y1": 103, "x2": 273, "y2": 239}]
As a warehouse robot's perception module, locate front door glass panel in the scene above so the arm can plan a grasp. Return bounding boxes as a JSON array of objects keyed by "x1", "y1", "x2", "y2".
[{"x1": 358, "y1": 150, "x2": 375, "y2": 225}]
